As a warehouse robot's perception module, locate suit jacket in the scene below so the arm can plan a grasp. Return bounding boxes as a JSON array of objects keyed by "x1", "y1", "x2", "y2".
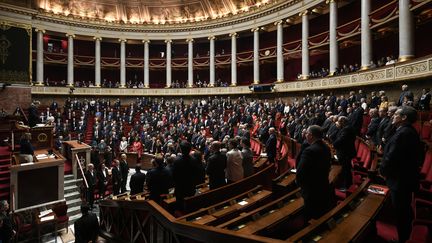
[
  {"x1": 74, "y1": 213, "x2": 100, "y2": 243},
  {"x1": 111, "y1": 166, "x2": 122, "y2": 187},
  {"x1": 206, "y1": 152, "x2": 227, "y2": 189},
  {"x1": 333, "y1": 125, "x2": 356, "y2": 159},
  {"x1": 367, "y1": 117, "x2": 381, "y2": 145},
  {"x1": 129, "y1": 171, "x2": 146, "y2": 195},
  {"x1": 85, "y1": 170, "x2": 97, "y2": 188},
  {"x1": 119, "y1": 159, "x2": 129, "y2": 180},
  {"x1": 265, "y1": 134, "x2": 277, "y2": 160},
  {"x1": 296, "y1": 140, "x2": 334, "y2": 219},
  {"x1": 146, "y1": 167, "x2": 173, "y2": 202},
  {"x1": 97, "y1": 168, "x2": 108, "y2": 188},
  {"x1": 172, "y1": 155, "x2": 201, "y2": 203},
  {"x1": 380, "y1": 124, "x2": 422, "y2": 191}
]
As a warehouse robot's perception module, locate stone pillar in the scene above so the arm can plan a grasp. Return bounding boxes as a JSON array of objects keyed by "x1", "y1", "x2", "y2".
[
  {"x1": 119, "y1": 39, "x2": 126, "y2": 88},
  {"x1": 398, "y1": 0, "x2": 414, "y2": 62},
  {"x1": 275, "y1": 21, "x2": 284, "y2": 82},
  {"x1": 361, "y1": 0, "x2": 372, "y2": 69},
  {"x1": 329, "y1": 0, "x2": 339, "y2": 75},
  {"x1": 187, "y1": 38, "x2": 194, "y2": 88},
  {"x1": 301, "y1": 11, "x2": 310, "y2": 79},
  {"x1": 66, "y1": 33, "x2": 75, "y2": 87},
  {"x1": 94, "y1": 37, "x2": 102, "y2": 87},
  {"x1": 143, "y1": 40, "x2": 150, "y2": 88},
  {"x1": 36, "y1": 29, "x2": 45, "y2": 86},
  {"x1": 252, "y1": 28, "x2": 260, "y2": 84},
  {"x1": 230, "y1": 33, "x2": 237, "y2": 86},
  {"x1": 209, "y1": 36, "x2": 215, "y2": 87},
  {"x1": 165, "y1": 39, "x2": 172, "y2": 88}
]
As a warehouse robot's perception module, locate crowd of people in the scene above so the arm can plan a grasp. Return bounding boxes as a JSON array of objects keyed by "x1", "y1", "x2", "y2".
[{"x1": 4, "y1": 82, "x2": 427, "y2": 243}]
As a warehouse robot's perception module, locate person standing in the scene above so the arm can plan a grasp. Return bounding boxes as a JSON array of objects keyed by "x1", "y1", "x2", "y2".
[
  {"x1": 97, "y1": 163, "x2": 109, "y2": 199},
  {"x1": 19, "y1": 133, "x2": 34, "y2": 163},
  {"x1": 0, "y1": 200, "x2": 15, "y2": 243},
  {"x1": 111, "y1": 159, "x2": 122, "y2": 195},
  {"x1": 265, "y1": 127, "x2": 278, "y2": 169},
  {"x1": 74, "y1": 204, "x2": 100, "y2": 243},
  {"x1": 333, "y1": 116, "x2": 356, "y2": 191},
  {"x1": 296, "y1": 125, "x2": 335, "y2": 221},
  {"x1": 206, "y1": 141, "x2": 227, "y2": 189},
  {"x1": 129, "y1": 164, "x2": 146, "y2": 195},
  {"x1": 379, "y1": 106, "x2": 423, "y2": 243},
  {"x1": 119, "y1": 154, "x2": 129, "y2": 193},
  {"x1": 226, "y1": 139, "x2": 243, "y2": 183},
  {"x1": 84, "y1": 164, "x2": 97, "y2": 209},
  {"x1": 146, "y1": 156, "x2": 172, "y2": 203},
  {"x1": 241, "y1": 138, "x2": 255, "y2": 178}
]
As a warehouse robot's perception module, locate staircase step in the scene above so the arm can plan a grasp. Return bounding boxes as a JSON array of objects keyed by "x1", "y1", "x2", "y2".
[
  {"x1": 64, "y1": 191, "x2": 81, "y2": 201},
  {"x1": 69, "y1": 213, "x2": 82, "y2": 225},
  {"x1": 64, "y1": 174, "x2": 75, "y2": 180},
  {"x1": 64, "y1": 185, "x2": 77, "y2": 194},
  {"x1": 64, "y1": 178, "x2": 82, "y2": 187},
  {"x1": 68, "y1": 205, "x2": 82, "y2": 216},
  {"x1": 66, "y1": 198, "x2": 82, "y2": 208}
]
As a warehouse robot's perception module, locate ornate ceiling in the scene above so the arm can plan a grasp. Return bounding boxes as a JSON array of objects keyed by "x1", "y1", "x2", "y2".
[{"x1": 33, "y1": 0, "x2": 276, "y2": 24}]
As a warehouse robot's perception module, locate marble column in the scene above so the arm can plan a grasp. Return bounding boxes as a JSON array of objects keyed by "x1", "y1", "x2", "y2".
[
  {"x1": 252, "y1": 28, "x2": 260, "y2": 84},
  {"x1": 329, "y1": 0, "x2": 339, "y2": 75},
  {"x1": 165, "y1": 39, "x2": 172, "y2": 88},
  {"x1": 361, "y1": 0, "x2": 372, "y2": 69},
  {"x1": 36, "y1": 29, "x2": 45, "y2": 85},
  {"x1": 209, "y1": 36, "x2": 215, "y2": 87},
  {"x1": 301, "y1": 11, "x2": 310, "y2": 79},
  {"x1": 66, "y1": 33, "x2": 75, "y2": 87},
  {"x1": 94, "y1": 37, "x2": 102, "y2": 87},
  {"x1": 275, "y1": 21, "x2": 284, "y2": 82},
  {"x1": 187, "y1": 38, "x2": 194, "y2": 88},
  {"x1": 230, "y1": 33, "x2": 237, "y2": 86},
  {"x1": 143, "y1": 40, "x2": 150, "y2": 88},
  {"x1": 398, "y1": 0, "x2": 414, "y2": 62},
  {"x1": 119, "y1": 39, "x2": 126, "y2": 88}
]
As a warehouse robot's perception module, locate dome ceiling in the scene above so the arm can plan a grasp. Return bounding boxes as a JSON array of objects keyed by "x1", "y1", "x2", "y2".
[{"x1": 35, "y1": 0, "x2": 276, "y2": 24}]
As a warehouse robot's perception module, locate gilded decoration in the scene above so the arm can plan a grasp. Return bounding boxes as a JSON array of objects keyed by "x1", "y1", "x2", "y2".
[
  {"x1": 0, "y1": 34, "x2": 11, "y2": 64},
  {"x1": 395, "y1": 61, "x2": 428, "y2": 77}
]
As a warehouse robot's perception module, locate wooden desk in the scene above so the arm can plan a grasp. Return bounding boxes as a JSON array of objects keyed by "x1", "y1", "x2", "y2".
[
  {"x1": 10, "y1": 149, "x2": 65, "y2": 210},
  {"x1": 62, "y1": 140, "x2": 91, "y2": 179},
  {"x1": 36, "y1": 212, "x2": 58, "y2": 243}
]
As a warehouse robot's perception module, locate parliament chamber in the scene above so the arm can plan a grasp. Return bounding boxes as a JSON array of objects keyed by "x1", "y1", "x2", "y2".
[{"x1": 0, "y1": 0, "x2": 432, "y2": 242}]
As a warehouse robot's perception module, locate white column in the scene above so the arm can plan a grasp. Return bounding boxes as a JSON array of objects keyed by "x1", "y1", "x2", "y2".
[
  {"x1": 36, "y1": 29, "x2": 45, "y2": 86},
  {"x1": 143, "y1": 40, "x2": 150, "y2": 88},
  {"x1": 230, "y1": 33, "x2": 237, "y2": 86},
  {"x1": 252, "y1": 28, "x2": 260, "y2": 84},
  {"x1": 94, "y1": 37, "x2": 102, "y2": 87},
  {"x1": 119, "y1": 39, "x2": 126, "y2": 88},
  {"x1": 66, "y1": 33, "x2": 75, "y2": 87},
  {"x1": 165, "y1": 39, "x2": 172, "y2": 88},
  {"x1": 187, "y1": 38, "x2": 194, "y2": 88},
  {"x1": 275, "y1": 21, "x2": 284, "y2": 82},
  {"x1": 301, "y1": 11, "x2": 310, "y2": 79},
  {"x1": 361, "y1": 0, "x2": 372, "y2": 69},
  {"x1": 329, "y1": 0, "x2": 339, "y2": 75},
  {"x1": 209, "y1": 36, "x2": 216, "y2": 87},
  {"x1": 398, "y1": 0, "x2": 414, "y2": 62}
]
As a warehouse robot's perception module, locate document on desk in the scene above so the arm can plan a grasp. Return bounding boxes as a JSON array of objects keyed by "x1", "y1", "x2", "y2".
[
  {"x1": 40, "y1": 215, "x2": 54, "y2": 222},
  {"x1": 39, "y1": 209, "x2": 53, "y2": 218},
  {"x1": 36, "y1": 154, "x2": 48, "y2": 160}
]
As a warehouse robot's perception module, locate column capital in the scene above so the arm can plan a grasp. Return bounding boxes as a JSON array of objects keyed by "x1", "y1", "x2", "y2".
[
  {"x1": 93, "y1": 36, "x2": 102, "y2": 41},
  {"x1": 251, "y1": 27, "x2": 260, "y2": 32},
  {"x1": 208, "y1": 35, "x2": 216, "y2": 40},
  {"x1": 142, "y1": 39, "x2": 151, "y2": 44},
  {"x1": 186, "y1": 38, "x2": 194, "y2": 43},
  {"x1": 299, "y1": 10, "x2": 309, "y2": 16},
  {"x1": 35, "y1": 28, "x2": 45, "y2": 33},
  {"x1": 229, "y1": 32, "x2": 238, "y2": 37},
  {"x1": 65, "y1": 33, "x2": 75, "y2": 38},
  {"x1": 326, "y1": 0, "x2": 337, "y2": 4},
  {"x1": 164, "y1": 39, "x2": 172, "y2": 43},
  {"x1": 118, "y1": 38, "x2": 127, "y2": 43},
  {"x1": 274, "y1": 20, "x2": 283, "y2": 26}
]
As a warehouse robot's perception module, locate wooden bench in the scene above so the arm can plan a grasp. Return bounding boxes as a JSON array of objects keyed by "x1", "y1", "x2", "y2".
[{"x1": 179, "y1": 185, "x2": 272, "y2": 226}]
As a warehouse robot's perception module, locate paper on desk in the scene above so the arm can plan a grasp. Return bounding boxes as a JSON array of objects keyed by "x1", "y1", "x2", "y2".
[
  {"x1": 40, "y1": 215, "x2": 54, "y2": 222},
  {"x1": 39, "y1": 209, "x2": 53, "y2": 218},
  {"x1": 36, "y1": 154, "x2": 48, "y2": 159}
]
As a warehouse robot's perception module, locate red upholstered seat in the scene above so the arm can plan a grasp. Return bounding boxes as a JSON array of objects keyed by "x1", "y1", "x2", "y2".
[
  {"x1": 420, "y1": 151, "x2": 432, "y2": 179},
  {"x1": 413, "y1": 121, "x2": 421, "y2": 134},
  {"x1": 52, "y1": 202, "x2": 69, "y2": 233},
  {"x1": 420, "y1": 122, "x2": 431, "y2": 141}
]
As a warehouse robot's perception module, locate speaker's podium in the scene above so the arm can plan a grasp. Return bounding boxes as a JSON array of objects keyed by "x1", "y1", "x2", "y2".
[{"x1": 10, "y1": 150, "x2": 65, "y2": 210}]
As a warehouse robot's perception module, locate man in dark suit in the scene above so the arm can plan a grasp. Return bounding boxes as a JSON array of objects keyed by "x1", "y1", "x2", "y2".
[
  {"x1": 97, "y1": 163, "x2": 109, "y2": 199},
  {"x1": 146, "y1": 156, "x2": 172, "y2": 203},
  {"x1": 296, "y1": 125, "x2": 335, "y2": 221},
  {"x1": 74, "y1": 204, "x2": 99, "y2": 243},
  {"x1": 206, "y1": 141, "x2": 227, "y2": 190},
  {"x1": 379, "y1": 106, "x2": 423, "y2": 243},
  {"x1": 129, "y1": 164, "x2": 146, "y2": 195},
  {"x1": 111, "y1": 159, "x2": 122, "y2": 195},
  {"x1": 172, "y1": 141, "x2": 202, "y2": 211},
  {"x1": 266, "y1": 127, "x2": 277, "y2": 166},
  {"x1": 366, "y1": 108, "x2": 381, "y2": 146},
  {"x1": 119, "y1": 154, "x2": 129, "y2": 193},
  {"x1": 0, "y1": 200, "x2": 15, "y2": 243},
  {"x1": 333, "y1": 116, "x2": 356, "y2": 190},
  {"x1": 84, "y1": 164, "x2": 97, "y2": 209}
]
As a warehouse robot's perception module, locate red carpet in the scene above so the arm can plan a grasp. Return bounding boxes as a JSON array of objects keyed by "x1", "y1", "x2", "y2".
[{"x1": 64, "y1": 159, "x2": 72, "y2": 175}]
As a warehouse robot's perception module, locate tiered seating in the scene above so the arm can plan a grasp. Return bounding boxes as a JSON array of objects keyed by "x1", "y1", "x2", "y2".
[
  {"x1": 84, "y1": 115, "x2": 95, "y2": 144},
  {"x1": 0, "y1": 146, "x2": 11, "y2": 200}
]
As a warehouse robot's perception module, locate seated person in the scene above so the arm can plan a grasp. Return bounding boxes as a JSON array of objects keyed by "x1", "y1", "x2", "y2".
[{"x1": 19, "y1": 133, "x2": 34, "y2": 163}]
